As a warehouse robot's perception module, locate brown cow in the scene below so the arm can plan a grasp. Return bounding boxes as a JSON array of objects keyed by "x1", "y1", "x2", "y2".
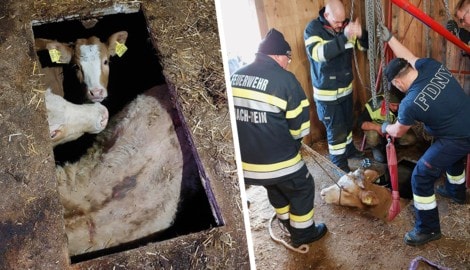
[
  {"x1": 320, "y1": 168, "x2": 409, "y2": 220},
  {"x1": 35, "y1": 31, "x2": 128, "y2": 102}
]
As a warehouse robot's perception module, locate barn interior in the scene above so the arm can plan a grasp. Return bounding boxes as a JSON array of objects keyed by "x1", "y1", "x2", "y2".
[
  {"x1": 220, "y1": 0, "x2": 470, "y2": 269},
  {"x1": 0, "y1": 0, "x2": 250, "y2": 269}
]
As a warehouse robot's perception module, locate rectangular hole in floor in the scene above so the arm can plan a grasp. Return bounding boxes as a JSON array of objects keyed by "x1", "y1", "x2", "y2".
[{"x1": 32, "y1": 7, "x2": 223, "y2": 263}]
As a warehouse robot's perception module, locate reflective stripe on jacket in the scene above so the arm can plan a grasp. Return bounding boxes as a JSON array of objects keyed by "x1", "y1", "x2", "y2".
[{"x1": 231, "y1": 53, "x2": 310, "y2": 185}]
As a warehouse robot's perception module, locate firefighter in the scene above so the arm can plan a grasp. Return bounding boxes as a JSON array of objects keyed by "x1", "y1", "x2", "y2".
[
  {"x1": 357, "y1": 87, "x2": 417, "y2": 163},
  {"x1": 304, "y1": 0, "x2": 368, "y2": 173},
  {"x1": 379, "y1": 24, "x2": 470, "y2": 246},
  {"x1": 231, "y1": 28, "x2": 327, "y2": 248}
]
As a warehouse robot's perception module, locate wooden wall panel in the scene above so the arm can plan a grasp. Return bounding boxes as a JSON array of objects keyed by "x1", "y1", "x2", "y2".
[
  {"x1": 390, "y1": 0, "x2": 470, "y2": 93},
  {"x1": 254, "y1": 0, "x2": 325, "y2": 143},
  {"x1": 252, "y1": 0, "x2": 470, "y2": 144}
]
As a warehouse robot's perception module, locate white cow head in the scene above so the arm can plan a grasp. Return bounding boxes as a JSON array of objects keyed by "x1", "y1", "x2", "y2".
[
  {"x1": 35, "y1": 31, "x2": 128, "y2": 102},
  {"x1": 320, "y1": 168, "x2": 381, "y2": 209},
  {"x1": 45, "y1": 89, "x2": 109, "y2": 147}
]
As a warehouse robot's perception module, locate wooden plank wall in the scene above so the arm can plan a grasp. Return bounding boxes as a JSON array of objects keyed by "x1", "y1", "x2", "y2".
[{"x1": 252, "y1": 0, "x2": 470, "y2": 144}]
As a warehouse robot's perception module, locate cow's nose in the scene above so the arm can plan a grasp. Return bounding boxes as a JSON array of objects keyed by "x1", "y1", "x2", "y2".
[
  {"x1": 88, "y1": 88, "x2": 107, "y2": 102},
  {"x1": 89, "y1": 88, "x2": 103, "y2": 97}
]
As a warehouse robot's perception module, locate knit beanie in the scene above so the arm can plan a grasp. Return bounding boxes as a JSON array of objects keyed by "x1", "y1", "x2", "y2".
[{"x1": 257, "y1": 28, "x2": 291, "y2": 56}]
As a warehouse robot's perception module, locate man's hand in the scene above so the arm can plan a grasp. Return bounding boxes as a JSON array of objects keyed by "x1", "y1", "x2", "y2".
[
  {"x1": 344, "y1": 18, "x2": 362, "y2": 40},
  {"x1": 446, "y1": 20, "x2": 459, "y2": 36},
  {"x1": 377, "y1": 24, "x2": 392, "y2": 42}
]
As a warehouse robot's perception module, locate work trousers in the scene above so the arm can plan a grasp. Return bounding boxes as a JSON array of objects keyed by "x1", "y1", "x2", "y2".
[
  {"x1": 264, "y1": 165, "x2": 316, "y2": 244},
  {"x1": 412, "y1": 137, "x2": 470, "y2": 233},
  {"x1": 316, "y1": 95, "x2": 354, "y2": 172}
]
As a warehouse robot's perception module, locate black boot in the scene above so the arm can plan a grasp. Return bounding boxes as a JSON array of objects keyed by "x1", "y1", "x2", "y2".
[
  {"x1": 436, "y1": 185, "x2": 466, "y2": 204},
  {"x1": 291, "y1": 223, "x2": 328, "y2": 248},
  {"x1": 278, "y1": 218, "x2": 291, "y2": 234}
]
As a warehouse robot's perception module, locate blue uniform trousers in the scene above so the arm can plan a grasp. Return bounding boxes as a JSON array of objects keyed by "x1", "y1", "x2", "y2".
[
  {"x1": 412, "y1": 137, "x2": 470, "y2": 233},
  {"x1": 315, "y1": 95, "x2": 355, "y2": 172}
]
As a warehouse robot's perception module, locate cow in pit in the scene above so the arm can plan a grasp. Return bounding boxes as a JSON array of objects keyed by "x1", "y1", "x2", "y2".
[
  {"x1": 55, "y1": 85, "x2": 183, "y2": 256},
  {"x1": 320, "y1": 168, "x2": 409, "y2": 220},
  {"x1": 35, "y1": 31, "x2": 128, "y2": 102},
  {"x1": 45, "y1": 88, "x2": 108, "y2": 147},
  {"x1": 35, "y1": 31, "x2": 128, "y2": 146}
]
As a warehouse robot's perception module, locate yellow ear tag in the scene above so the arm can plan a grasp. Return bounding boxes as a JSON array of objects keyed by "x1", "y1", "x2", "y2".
[
  {"x1": 49, "y1": 49, "x2": 62, "y2": 63},
  {"x1": 115, "y1": 41, "x2": 128, "y2": 57}
]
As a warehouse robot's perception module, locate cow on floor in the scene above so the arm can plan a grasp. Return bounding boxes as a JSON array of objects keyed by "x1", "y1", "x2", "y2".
[{"x1": 320, "y1": 168, "x2": 409, "y2": 220}]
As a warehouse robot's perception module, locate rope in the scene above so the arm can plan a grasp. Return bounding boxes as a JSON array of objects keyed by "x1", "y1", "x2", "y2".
[
  {"x1": 424, "y1": 0, "x2": 431, "y2": 58},
  {"x1": 366, "y1": 0, "x2": 378, "y2": 108},
  {"x1": 442, "y1": 0, "x2": 451, "y2": 20},
  {"x1": 268, "y1": 212, "x2": 309, "y2": 254},
  {"x1": 351, "y1": 0, "x2": 368, "y2": 96},
  {"x1": 301, "y1": 143, "x2": 345, "y2": 180}
]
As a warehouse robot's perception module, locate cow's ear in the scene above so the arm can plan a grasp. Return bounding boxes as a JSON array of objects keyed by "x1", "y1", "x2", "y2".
[
  {"x1": 44, "y1": 41, "x2": 73, "y2": 64},
  {"x1": 50, "y1": 125, "x2": 64, "y2": 141},
  {"x1": 364, "y1": 169, "x2": 379, "y2": 183},
  {"x1": 359, "y1": 190, "x2": 379, "y2": 206},
  {"x1": 107, "y1": 31, "x2": 129, "y2": 57}
]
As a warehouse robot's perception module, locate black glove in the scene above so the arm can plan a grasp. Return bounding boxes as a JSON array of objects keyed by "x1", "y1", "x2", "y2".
[
  {"x1": 459, "y1": 27, "x2": 470, "y2": 44},
  {"x1": 446, "y1": 20, "x2": 459, "y2": 36}
]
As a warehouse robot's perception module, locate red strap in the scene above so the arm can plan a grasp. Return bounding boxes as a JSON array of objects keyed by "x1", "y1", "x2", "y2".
[{"x1": 380, "y1": 100, "x2": 387, "y2": 116}]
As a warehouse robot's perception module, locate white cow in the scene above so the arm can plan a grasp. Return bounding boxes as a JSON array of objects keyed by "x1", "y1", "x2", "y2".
[
  {"x1": 45, "y1": 88, "x2": 108, "y2": 147},
  {"x1": 35, "y1": 31, "x2": 128, "y2": 102},
  {"x1": 55, "y1": 85, "x2": 183, "y2": 256}
]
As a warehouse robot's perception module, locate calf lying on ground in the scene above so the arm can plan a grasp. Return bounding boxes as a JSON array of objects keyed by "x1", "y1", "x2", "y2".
[
  {"x1": 35, "y1": 31, "x2": 128, "y2": 102},
  {"x1": 320, "y1": 168, "x2": 409, "y2": 220},
  {"x1": 45, "y1": 88, "x2": 108, "y2": 147},
  {"x1": 55, "y1": 85, "x2": 183, "y2": 256}
]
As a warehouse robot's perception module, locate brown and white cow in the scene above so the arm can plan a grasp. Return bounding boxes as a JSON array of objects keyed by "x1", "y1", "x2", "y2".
[
  {"x1": 320, "y1": 168, "x2": 409, "y2": 220},
  {"x1": 45, "y1": 88, "x2": 108, "y2": 147},
  {"x1": 55, "y1": 85, "x2": 183, "y2": 256},
  {"x1": 35, "y1": 31, "x2": 128, "y2": 102}
]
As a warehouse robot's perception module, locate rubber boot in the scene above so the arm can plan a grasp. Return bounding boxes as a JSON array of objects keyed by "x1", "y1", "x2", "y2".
[{"x1": 291, "y1": 223, "x2": 328, "y2": 248}]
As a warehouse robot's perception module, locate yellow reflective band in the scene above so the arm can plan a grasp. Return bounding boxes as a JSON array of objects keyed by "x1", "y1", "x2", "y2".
[
  {"x1": 232, "y1": 87, "x2": 287, "y2": 110},
  {"x1": 330, "y1": 141, "x2": 347, "y2": 151},
  {"x1": 242, "y1": 153, "x2": 302, "y2": 172},
  {"x1": 286, "y1": 99, "x2": 309, "y2": 119},
  {"x1": 290, "y1": 209, "x2": 314, "y2": 223},
  {"x1": 447, "y1": 172, "x2": 465, "y2": 184},
  {"x1": 304, "y1": 36, "x2": 322, "y2": 47},
  {"x1": 305, "y1": 36, "x2": 327, "y2": 62},
  {"x1": 314, "y1": 83, "x2": 353, "y2": 96},
  {"x1": 413, "y1": 194, "x2": 436, "y2": 204},
  {"x1": 290, "y1": 121, "x2": 310, "y2": 137},
  {"x1": 275, "y1": 205, "x2": 290, "y2": 215}
]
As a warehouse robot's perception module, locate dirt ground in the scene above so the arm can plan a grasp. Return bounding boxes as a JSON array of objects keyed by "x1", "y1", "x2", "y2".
[{"x1": 247, "y1": 138, "x2": 470, "y2": 270}]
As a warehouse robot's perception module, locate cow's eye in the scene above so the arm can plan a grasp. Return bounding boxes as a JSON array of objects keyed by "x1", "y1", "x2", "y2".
[{"x1": 104, "y1": 59, "x2": 109, "y2": 65}]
